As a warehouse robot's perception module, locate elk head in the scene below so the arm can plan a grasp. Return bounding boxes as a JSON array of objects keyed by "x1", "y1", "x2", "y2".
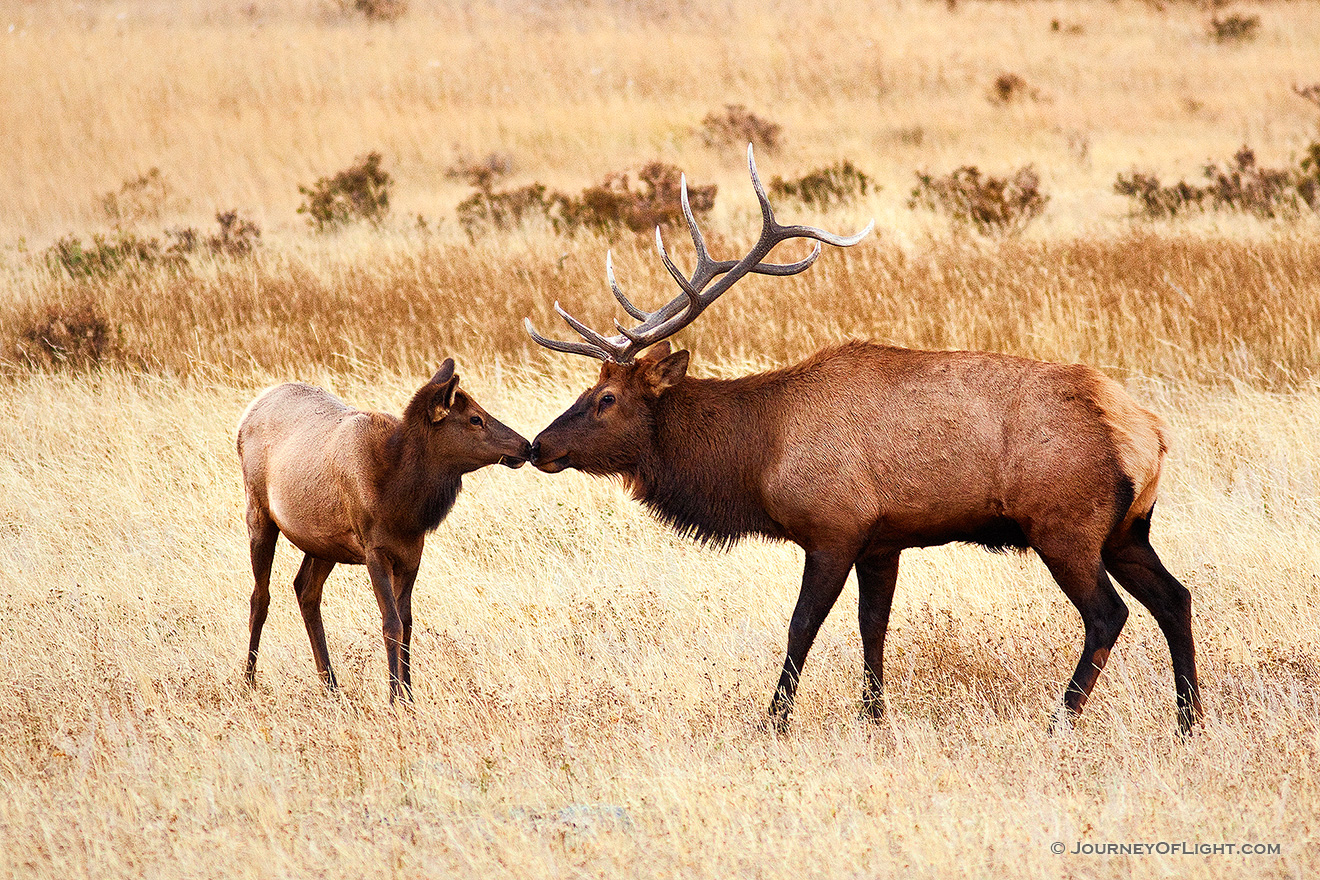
[
  {"x1": 531, "y1": 342, "x2": 689, "y2": 475},
  {"x1": 527, "y1": 145, "x2": 871, "y2": 473},
  {"x1": 404, "y1": 358, "x2": 531, "y2": 472}
]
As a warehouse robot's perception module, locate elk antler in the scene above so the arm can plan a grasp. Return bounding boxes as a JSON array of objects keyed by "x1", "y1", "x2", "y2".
[{"x1": 526, "y1": 144, "x2": 874, "y2": 363}]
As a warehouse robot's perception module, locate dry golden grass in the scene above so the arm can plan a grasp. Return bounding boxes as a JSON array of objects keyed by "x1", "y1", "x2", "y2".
[
  {"x1": 2, "y1": 0, "x2": 1319, "y2": 243},
  {"x1": 0, "y1": 368, "x2": 1317, "y2": 878},
  {"x1": 2, "y1": 0, "x2": 1320, "y2": 877},
  {"x1": 5, "y1": 231, "x2": 1320, "y2": 389}
]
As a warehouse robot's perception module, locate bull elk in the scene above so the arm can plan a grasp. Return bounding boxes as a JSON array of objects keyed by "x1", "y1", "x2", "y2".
[
  {"x1": 236, "y1": 360, "x2": 531, "y2": 701},
  {"x1": 526, "y1": 146, "x2": 1202, "y2": 734}
]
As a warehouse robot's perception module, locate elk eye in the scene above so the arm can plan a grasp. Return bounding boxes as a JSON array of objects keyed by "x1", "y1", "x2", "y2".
[
  {"x1": 598, "y1": 392, "x2": 615, "y2": 410},
  {"x1": 469, "y1": 415, "x2": 484, "y2": 427}
]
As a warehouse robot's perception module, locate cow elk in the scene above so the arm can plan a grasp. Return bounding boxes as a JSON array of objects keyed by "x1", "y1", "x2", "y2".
[
  {"x1": 526, "y1": 146, "x2": 1202, "y2": 734},
  {"x1": 237, "y1": 360, "x2": 531, "y2": 701}
]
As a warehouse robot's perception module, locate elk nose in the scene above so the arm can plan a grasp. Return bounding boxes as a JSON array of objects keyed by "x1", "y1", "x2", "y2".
[{"x1": 529, "y1": 440, "x2": 541, "y2": 462}]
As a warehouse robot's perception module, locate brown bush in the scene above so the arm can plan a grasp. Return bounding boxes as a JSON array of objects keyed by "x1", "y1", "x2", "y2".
[
  {"x1": 909, "y1": 165, "x2": 1048, "y2": 234},
  {"x1": 564, "y1": 162, "x2": 716, "y2": 234},
  {"x1": 455, "y1": 162, "x2": 716, "y2": 238},
  {"x1": 1115, "y1": 145, "x2": 1320, "y2": 220},
  {"x1": 100, "y1": 168, "x2": 171, "y2": 227},
  {"x1": 13, "y1": 301, "x2": 124, "y2": 371},
  {"x1": 989, "y1": 73, "x2": 1040, "y2": 105},
  {"x1": 700, "y1": 104, "x2": 782, "y2": 153},
  {"x1": 1209, "y1": 13, "x2": 1259, "y2": 44}
]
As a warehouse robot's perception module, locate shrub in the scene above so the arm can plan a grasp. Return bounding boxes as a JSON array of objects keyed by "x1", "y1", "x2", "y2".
[
  {"x1": 1115, "y1": 145, "x2": 1320, "y2": 220},
  {"x1": 13, "y1": 301, "x2": 123, "y2": 371},
  {"x1": 46, "y1": 212, "x2": 260, "y2": 278},
  {"x1": 700, "y1": 104, "x2": 782, "y2": 153},
  {"x1": 445, "y1": 151, "x2": 514, "y2": 191},
  {"x1": 768, "y1": 161, "x2": 874, "y2": 210},
  {"x1": 563, "y1": 162, "x2": 717, "y2": 234},
  {"x1": 1294, "y1": 83, "x2": 1320, "y2": 111},
  {"x1": 166, "y1": 211, "x2": 262, "y2": 257},
  {"x1": 455, "y1": 162, "x2": 717, "y2": 239},
  {"x1": 207, "y1": 210, "x2": 262, "y2": 256},
  {"x1": 338, "y1": 0, "x2": 408, "y2": 21},
  {"x1": 45, "y1": 232, "x2": 165, "y2": 278},
  {"x1": 101, "y1": 168, "x2": 171, "y2": 227},
  {"x1": 1209, "y1": 13, "x2": 1259, "y2": 44},
  {"x1": 909, "y1": 165, "x2": 1048, "y2": 234},
  {"x1": 297, "y1": 152, "x2": 392, "y2": 230},
  {"x1": 456, "y1": 183, "x2": 565, "y2": 239},
  {"x1": 989, "y1": 73, "x2": 1039, "y2": 105}
]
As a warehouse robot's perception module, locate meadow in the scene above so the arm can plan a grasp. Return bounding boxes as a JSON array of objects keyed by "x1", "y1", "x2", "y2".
[{"x1": 1, "y1": 1, "x2": 1318, "y2": 877}]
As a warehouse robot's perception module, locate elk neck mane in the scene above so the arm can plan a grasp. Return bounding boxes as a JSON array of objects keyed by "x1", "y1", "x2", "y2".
[
  {"x1": 627, "y1": 349, "x2": 852, "y2": 549},
  {"x1": 385, "y1": 411, "x2": 463, "y2": 535}
]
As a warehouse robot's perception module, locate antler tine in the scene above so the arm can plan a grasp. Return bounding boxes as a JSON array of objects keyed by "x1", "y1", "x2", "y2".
[
  {"x1": 524, "y1": 317, "x2": 610, "y2": 361},
  {"x1": 554, "y1": 301, "x2": 627, "y2": 355},
  {"x1": 525, "y1": 147, "x2": 873, "y2": 364},
  {"x1": 607, "y1": 251, "x2": 649, "y2": 321},
  {"x1": 748, "y1": 143, "x2": 876, "y2": 249},
  {"x1": 655, "y1": 226, "x2": 702, "y2": 304},
  {"x1": 746, "y1": 142, "x2": 778, "y2": 228}
]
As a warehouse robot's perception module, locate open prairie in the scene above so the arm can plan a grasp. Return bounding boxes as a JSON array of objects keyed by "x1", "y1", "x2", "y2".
[{"x1": 1, "y1": 1, "x2": 1318, "y2": 878}]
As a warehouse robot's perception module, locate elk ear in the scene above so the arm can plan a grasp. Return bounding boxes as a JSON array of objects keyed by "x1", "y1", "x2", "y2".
[
  {"x1": 639, "y1": 341, "x2": 672, "y2": 363},
  {"x1": 429, "y1": 373, "x2": 460, "y2": 423},
  {"x1": 429, "y1": 358, "x2": 456, "y2": 385},
  {"x1": 643, "y1": 349, "x2": 689, "y2": 395}
]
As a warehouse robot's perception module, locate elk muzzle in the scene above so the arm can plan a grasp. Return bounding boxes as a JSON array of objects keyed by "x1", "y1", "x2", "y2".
[{"x1": 499, "y1": 437, "x2": 533, "y2": 469}]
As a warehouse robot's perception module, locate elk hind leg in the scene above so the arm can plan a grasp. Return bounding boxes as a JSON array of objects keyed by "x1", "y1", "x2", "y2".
[
  {"x1": 1038, "y1": 548, "x2": 1129, "y2": 727},
  {"x1": 245, "y1": 508, "x2": 279, "y2": 686},
  {"x1": 856, "y1": 552, "x2": 900, "y2": 721},
  {"x1": 1103, "y1": 515, "x2": 1202, "y2": 733},
  {"x1": 293, "y1": 554, "x2": 338, "y2": 690},
  {"x1": 769, "y1": 549, "x2": 855, "y2": 731}
]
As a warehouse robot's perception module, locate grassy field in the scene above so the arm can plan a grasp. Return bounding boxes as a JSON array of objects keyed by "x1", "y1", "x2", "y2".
[{"x1": 1, "y1": 1, "x2": 1319, "y2": 878}]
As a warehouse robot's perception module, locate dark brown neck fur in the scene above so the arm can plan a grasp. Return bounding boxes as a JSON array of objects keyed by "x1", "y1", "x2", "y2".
[
  {"x1": 630, "y1": 376, "x2": 784, "y2": 549},
  {"x1": 383, "y1": 417, "x2": 463, "y2": 535}
]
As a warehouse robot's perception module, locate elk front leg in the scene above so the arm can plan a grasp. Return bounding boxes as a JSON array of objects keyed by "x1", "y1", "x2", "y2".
[
  {"x1": 366, "y1": 549, "x2": 409, "y2": 703},
  {"x1": 768, "y1": 549, "x2": 855, "y2": 732},
  {"x1": 394, "y1": 564, "x2": 420, "y2": 695},
  {"x1": 856, "y1": 551, "x2": 900, "y2": 722}
]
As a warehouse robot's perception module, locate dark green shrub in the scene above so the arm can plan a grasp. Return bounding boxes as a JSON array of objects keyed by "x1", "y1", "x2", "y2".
[
  {"x1": 909, "y1": 165, "x2": 1048, "y2": 234},
  {"x1": 298, "y1": 152, "x2": 392, "y2": 230},
  {"x1": 457, "y1": 183, "x2": 565, "y2": 238},
  {"x1": 45, "y1": 232, "x2": 164, "y2": 278},
  {"x1": 769, "y1": 161, "x2": 873, "y2": 210}
]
